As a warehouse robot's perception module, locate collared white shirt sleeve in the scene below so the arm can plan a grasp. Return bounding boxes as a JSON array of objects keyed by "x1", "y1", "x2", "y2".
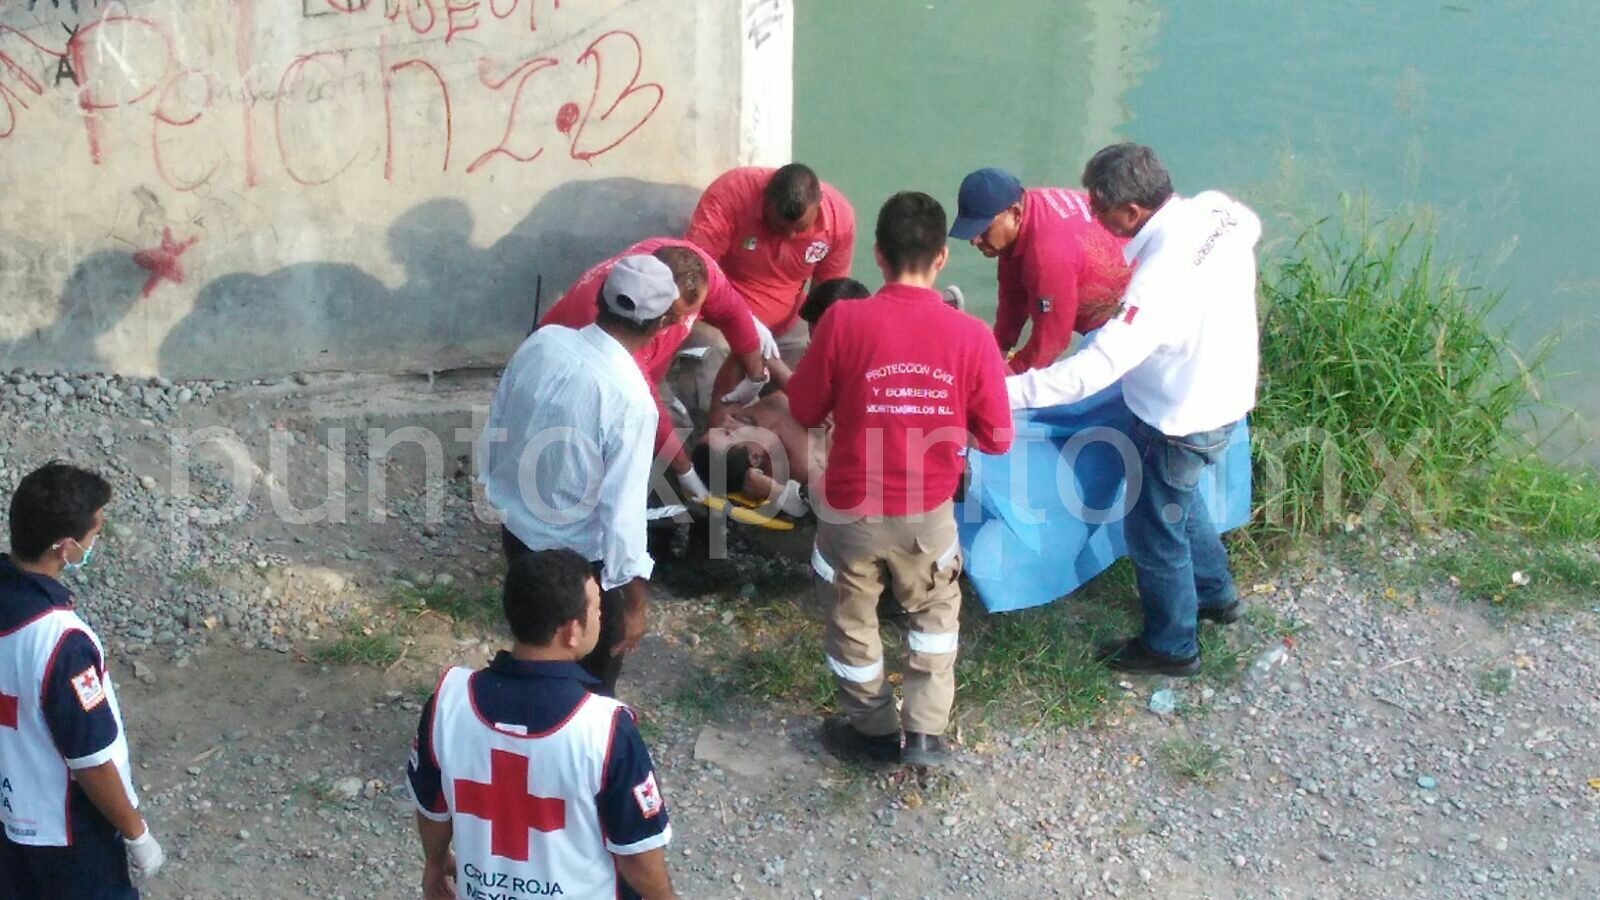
[
  {"x1": 596, "y1": 401, "x2": 657, "y2": 590},
  {"x1": 1005, "y1": 280, "x2": 1167, "y2": 409},
  {"x1": 480, "y1": 325, "x2": 659, "y2": 586}
]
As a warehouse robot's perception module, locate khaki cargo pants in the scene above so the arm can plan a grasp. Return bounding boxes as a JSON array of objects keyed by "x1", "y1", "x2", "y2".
[
  {"x1": 682, "y1": 318, "x2": 810, "y2": 411},
  {"x1": 812, "y1": 502, "x2": 963, "y2": 737}
]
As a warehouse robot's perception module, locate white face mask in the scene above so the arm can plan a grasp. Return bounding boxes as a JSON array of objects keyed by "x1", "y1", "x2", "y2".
[{"x1": 58, "y1": 536, "x2": 97, "y2": 575}]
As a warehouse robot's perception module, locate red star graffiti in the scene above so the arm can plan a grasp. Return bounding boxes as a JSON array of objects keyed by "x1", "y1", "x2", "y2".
[{"x1": 133, "y1": 228, "x2": 199, "y2": 298}]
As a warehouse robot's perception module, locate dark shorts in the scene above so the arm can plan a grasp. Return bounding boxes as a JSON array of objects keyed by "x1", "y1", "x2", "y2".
[
  {"x1": 501, "y1": 528, "x2": 626, "y2": 696},
  {"x1": 0, "y1": 800, "x2": 137, "y2": 900}
]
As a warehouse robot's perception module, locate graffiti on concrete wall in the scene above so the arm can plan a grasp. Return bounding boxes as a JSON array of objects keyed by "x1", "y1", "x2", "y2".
[{"x1": 0, "y1": 0, "x2": 665, "y2": 191}]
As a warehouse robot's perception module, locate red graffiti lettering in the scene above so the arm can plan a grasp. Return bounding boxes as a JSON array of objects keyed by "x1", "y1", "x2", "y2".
[
  {"x1": 444, "y1": 0, "x2": 480, "y2": 44},
  {"x1": 386, "y1": 0, "x2": 438, "y2": 35},
  {"x1": 570, "y1": 30, "x2": 661, "y2": 162},
  {"x1": 554, "y1": 101, "x2": 578, "y2": 135},
  {"x1": 0, "y1": 26, "x2": 56, "y2": 139},
  {"x1": 324, "y1": 0, "x2": 373, "y2": 12},
  {"x1": 466, "y1": 54, "x2": 557, "y2": 174},
  {"x1": 531, "y1": 0, "x2": 559, "y2": 32},
  {"x1": 487, "y1": 0, "x2": 516, "y2": 19},
  {"x1": 382, "y1": 38, "x2": 453, "y2": 179},
  {"x1": 67, "y1": 15, "x2": 175, "y2": 165},
  {"x1": 133, "y1": 228, "x2": 199, "y2": 298},
  {"x1": 152, "y1": 69, "x2": 221, "y2": 191},
  {"x1": 275, "y1": 52, "x2": 362, "y2": 186},
  {"x1": 235, "y1": 0, "x2": 260, "y2": 187}
]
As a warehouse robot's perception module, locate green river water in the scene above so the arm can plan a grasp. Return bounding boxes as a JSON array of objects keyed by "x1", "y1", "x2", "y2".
[{"x1": 794, "y1": 0, "x2": 1600, "y2": 465}]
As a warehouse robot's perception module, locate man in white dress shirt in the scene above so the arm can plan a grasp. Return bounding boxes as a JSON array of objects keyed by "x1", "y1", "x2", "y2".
[
  {"x1": 1007, "y1": 143, "x2": 1262, "y2": 677},
  {"x1": 480, "y1": 255, "x2": 676, "y2": 695}
]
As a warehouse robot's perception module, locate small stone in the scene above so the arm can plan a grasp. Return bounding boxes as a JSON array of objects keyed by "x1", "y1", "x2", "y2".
[
  {"x1": 433, "y1": 572, "x2": 454, "y2": 588},
  {"x1": 941, "y1": 815, "x2": 957, "y2": 827},
  {"x1": 1317, "y1": 849, "x2": 1337, "y2": 863},
  {"x1": 330, "y1": 776, "x2": 364, "y2": 801},
  {"x1": 1416, "y1": 775, "x2": 1437, "y2": 791},
  {"x1": 294, "y1": 372, "x2": 312, "y2": 386},
  {"x1": 237, "y1": 829, "x2": 250, "y2": 841},
  {"x1": 1233, "y1": 855, "x2": 1247, "y2": 868},
  {"x1": 1211, "y1": 808, "x2": 1224, "y2": 820}
]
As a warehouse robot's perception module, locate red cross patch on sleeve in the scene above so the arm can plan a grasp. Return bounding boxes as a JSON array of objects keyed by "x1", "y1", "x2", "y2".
[
  {"x1": 632, "y1": 772, "x2": 663, "y2": 819},
  {"x1": 72, "y1": 666, "x2": 107, "y2": 712}
]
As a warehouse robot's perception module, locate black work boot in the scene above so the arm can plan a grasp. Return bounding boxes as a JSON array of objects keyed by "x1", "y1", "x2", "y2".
[
  {"x1": 1095, "y1": 637, "x2": 1201, "y2": 677},
  {"x1": 820, "y1": 717, "x2": 900, "y2": 766},
  {"x1": 1198, "y1": 601, "x2": 1244, "y2": 625},
  {"x1": 902, "y1": 732, "x2": 952, "y2": 768}
]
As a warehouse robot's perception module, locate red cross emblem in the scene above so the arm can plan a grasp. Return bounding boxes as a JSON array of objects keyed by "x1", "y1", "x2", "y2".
[
  {"x1": 0, "y1": 691, "x2": 17, "y2": 729},
  {"x1": 454, "y1": 749, "x2": 566, "y2": 861}
]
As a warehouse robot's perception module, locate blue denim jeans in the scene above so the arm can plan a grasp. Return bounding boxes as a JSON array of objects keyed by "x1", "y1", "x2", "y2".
[{"x1": 1124, "y1": 417, "x2": 1239, "y2": 659}]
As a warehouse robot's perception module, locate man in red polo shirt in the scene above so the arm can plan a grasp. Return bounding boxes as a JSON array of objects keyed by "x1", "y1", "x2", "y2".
[
  {"x1": 949, "y1": 167, "x2": 1134, "y2": 374},
  {"x1": 542, "y1": 239, "x2": 777, "y2": 502},
  {"x1": 787, "y1": 192, "x2": 1012, "y2": 769},
  {"x1": 682, "y1": 163, "x2": 856, "y2": 408}
]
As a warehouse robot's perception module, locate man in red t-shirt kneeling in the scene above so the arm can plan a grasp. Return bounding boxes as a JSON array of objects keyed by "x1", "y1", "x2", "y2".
[{"x1": 786, "y1": 193, "x2": 1013, "y2": 768}]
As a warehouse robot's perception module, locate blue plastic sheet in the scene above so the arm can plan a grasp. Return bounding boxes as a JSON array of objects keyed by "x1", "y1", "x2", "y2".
[{"x1": 956, "y1": 384, "x2": 1253, "y2": 613}]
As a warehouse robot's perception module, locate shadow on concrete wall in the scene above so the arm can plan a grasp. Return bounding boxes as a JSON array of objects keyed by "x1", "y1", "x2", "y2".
[
  {"x1": 2, "y1": 251, "x2": 149, "y2": 374},
  {"x1": 158, "y1": 178, "x2": 701, "y2": 379},
  {"x1": 7, "y1": 177, "x2": 702, "y2": 380},
  {"x1": 159, "y1": 177, "x2": 701, "y2": 379}
]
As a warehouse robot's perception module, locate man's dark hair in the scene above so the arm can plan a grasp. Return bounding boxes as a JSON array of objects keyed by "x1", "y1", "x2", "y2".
[
  {"x1": 763, "y1": 163, "x2": 823, "y2": 224},
  {"x1": 8, "y1": 461, "x2": 112, "y2": 562},
  {"x1": 1081, "y1": 142, "x2": 1174, "y2": 211},
  {"x1": 594, "y1": 295, "x2": 670, "y2": 340},
  {"x1": 875, "y1": 191, "x2": 947, "y2": 276},
  {"x1": 691, "y1": 441, "x2": 753, "y2": 497},
  {"x1": 653, "y1": 246, "x2": 707, "y2": 303},
  {"x1": 799, "y1": 277, "x2": 871, "y2": 327},
  {"x1": 503, "y1": 548, "x2": 596, "y2": 646}
]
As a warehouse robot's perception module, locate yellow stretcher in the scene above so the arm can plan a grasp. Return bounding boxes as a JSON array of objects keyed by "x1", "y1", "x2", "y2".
[{"x1": 699, "y1": 493, "x2": 797, "y2": 531}]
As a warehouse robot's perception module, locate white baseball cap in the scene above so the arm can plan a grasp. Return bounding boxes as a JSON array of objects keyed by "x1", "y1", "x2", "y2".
[{"x1": 601, "y1": 255, "x2": 679, "y2": 323}]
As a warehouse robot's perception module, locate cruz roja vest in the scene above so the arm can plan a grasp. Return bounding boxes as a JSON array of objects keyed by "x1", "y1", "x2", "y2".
[
  {"x1": 0, "y1": 608, "x2": 136, "y2": 846},
  {"x1": 431, "y1": 667, "x2": 626, "y2": 900}
]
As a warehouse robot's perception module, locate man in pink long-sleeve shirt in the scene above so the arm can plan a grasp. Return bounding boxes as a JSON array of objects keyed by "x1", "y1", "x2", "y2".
[
  {"x1": 787, "y1": 191, "x2": 1012, "y2": 770},
  {"x1": 682, "y1": 163, "x2": 856, "y2": 408},
  {"x1": 542, "y1": 239, "x2": 776, "y2": 502},
  {"x1": 949, "y1": 167, "x2": 1134, "y2": 374}
]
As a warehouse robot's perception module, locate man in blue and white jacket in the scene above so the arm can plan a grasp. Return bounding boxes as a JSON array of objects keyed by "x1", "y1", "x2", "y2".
[
  {"x1": 0, "y1": 462, "x2": 164, "y2": 898},
  {"x1": 408, "y1": 548, "x2": 674, "y2": 900}
]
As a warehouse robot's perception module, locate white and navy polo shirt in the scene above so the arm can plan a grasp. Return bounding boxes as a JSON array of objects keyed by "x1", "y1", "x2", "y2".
[
  {"x1": 0, "y1": 555, "x2": 137, "y2": 847},
  {"x1": 408, "y1": 654, "x2": 671, "y2": 900}
]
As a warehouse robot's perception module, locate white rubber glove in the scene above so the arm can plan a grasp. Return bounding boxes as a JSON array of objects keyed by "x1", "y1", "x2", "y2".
[
  {"x1": 677, "y1": 467, "x2": 710, "y2": 504},
  {"x1": 720, "y1": 374, "x2": 770, "y2": 407},
  {"x1": 942, "y1": 285, "x2": 965, "y2": 311},
  {"x1": 126, "y1": 825, "x2": 165, "y2": 879},
  {"x1": 774, "y1": 480, "x2": 810, "y2": 517},
  {"x1": 751, "y1": 316, "x2": 781, "y2": 360}
]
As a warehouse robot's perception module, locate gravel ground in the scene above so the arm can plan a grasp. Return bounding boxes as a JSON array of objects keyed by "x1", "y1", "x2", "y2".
[{"x1": 2, "y1": 370, "x2": 1596, "y2": 899}]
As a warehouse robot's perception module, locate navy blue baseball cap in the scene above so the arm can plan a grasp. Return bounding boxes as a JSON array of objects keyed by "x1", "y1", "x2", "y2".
[{"x1": 949, "y1": 167, "x2": 1024, "y2": 239}]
